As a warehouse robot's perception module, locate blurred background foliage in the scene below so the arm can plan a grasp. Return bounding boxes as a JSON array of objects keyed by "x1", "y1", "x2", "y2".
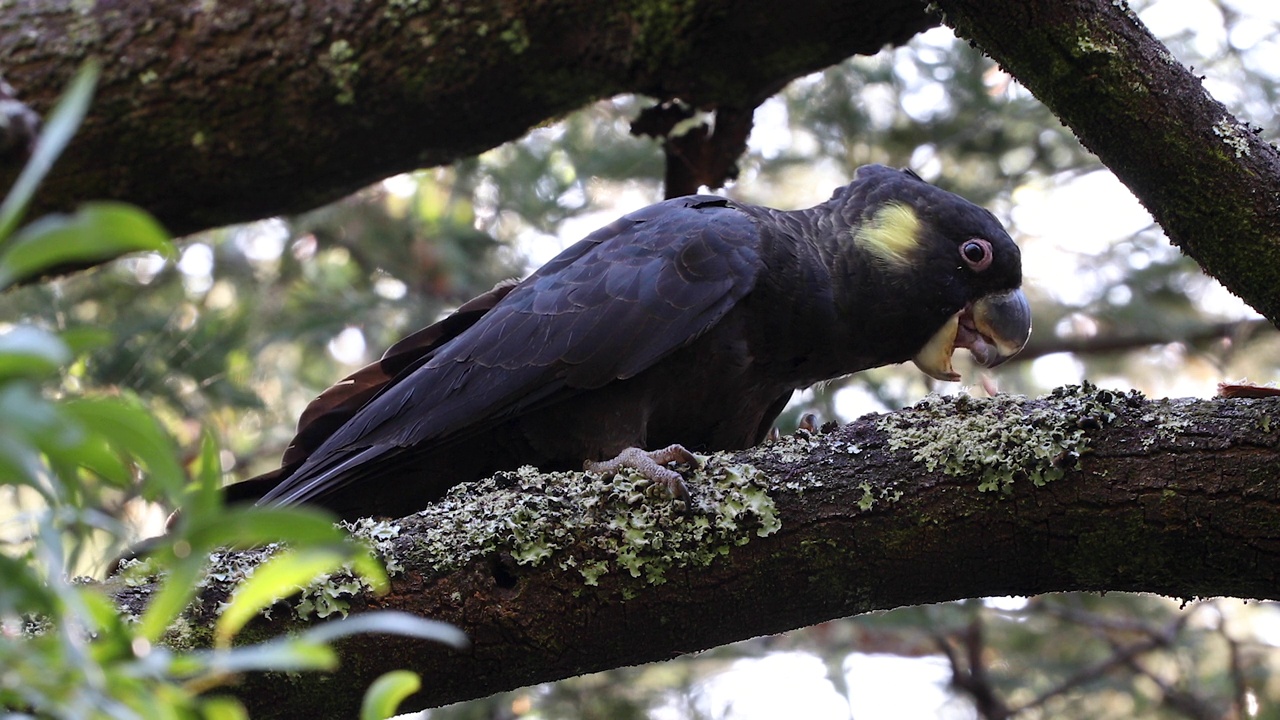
[{"x1": 3, "y1": 0, "x2": 1280, "y2": 717}]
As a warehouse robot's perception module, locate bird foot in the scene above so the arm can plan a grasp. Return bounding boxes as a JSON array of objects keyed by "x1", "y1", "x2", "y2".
[{"x1": 584, "y1": 444, "x2": 699, "y2": 500}]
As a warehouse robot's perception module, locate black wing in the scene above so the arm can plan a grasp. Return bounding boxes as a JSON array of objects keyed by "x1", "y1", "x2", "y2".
[
  {"x1": 221, "y1": 280, "x2": 520, "y2": 507},
  {"x1": 257, "y1": 196, "x2": 765, "y2": 506},
  {"x1": 282, "y1": 279, "x2": 519, "y2": 469}
]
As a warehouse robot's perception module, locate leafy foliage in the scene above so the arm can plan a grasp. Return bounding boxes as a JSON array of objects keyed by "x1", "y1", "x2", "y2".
[{"x1": 0, "y1": 65, "x2": 463, "y2": 720}]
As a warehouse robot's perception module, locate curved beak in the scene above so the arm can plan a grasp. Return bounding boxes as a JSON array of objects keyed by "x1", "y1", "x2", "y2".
[{"x1": 912, "y1": 288, "x2": 1032, "y2": 382}]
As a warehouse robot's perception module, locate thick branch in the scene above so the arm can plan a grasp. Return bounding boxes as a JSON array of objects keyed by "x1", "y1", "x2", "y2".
[
  {"x1": 0, "y1": 0, "x2": 932, "y2": 236},
  {"x1": 935, "y1": 0, "x2": 1280, "y2": 325},
  {"x1": 110, "y1": 387, "x2": 1280, "y2": 717}
]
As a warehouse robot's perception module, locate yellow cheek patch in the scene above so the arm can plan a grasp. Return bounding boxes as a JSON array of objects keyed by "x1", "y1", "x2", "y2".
[{"x1": 852, "y1": 202, "x2": 921, "y2": 268}]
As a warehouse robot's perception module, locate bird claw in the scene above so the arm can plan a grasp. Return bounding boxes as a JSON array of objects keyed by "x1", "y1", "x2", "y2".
[{"x1": 584, "y1": 444, "x2": 699, "y2": 500}]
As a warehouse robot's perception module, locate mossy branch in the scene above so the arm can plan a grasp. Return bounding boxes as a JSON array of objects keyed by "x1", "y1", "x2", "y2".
[
  {"x1": 0, "y1": 0, "x2": 933, "y2": 237},
  {"x1": 935, "y1": 0, "x2": 1280, "y2": 325},
  {"x1": 107, "y1": 385, "x2": 1280, "y2": 717}
]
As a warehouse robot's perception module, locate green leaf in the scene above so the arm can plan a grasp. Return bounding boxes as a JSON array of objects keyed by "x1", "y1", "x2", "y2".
[
  {"x1": 187, "y1": 430, "x2": 224, "y2": 521},
  {"x1": 348, "y1": 547, "x2": 390, "y2": 596},
  {"x1": 215, "y1": 547, "x2": 348, "y2": 645},
  {"x1": 0, "y1": 325, "x2": 71, "y2": 380},
  {"x1": 197, "y1": 695, "x2": 249, "y2": 720},
  {"x1": 302, "y1": 610, "x2": 468, "y2": 649},
  {"x1": 0, "y1": 432, "x2": 46, "y2": 491},
  {"x1": 0, "y1": 202, "x2": 171, "y2": 288},
  {"x1": 82, "y1": 584, "x2": 130, "y2": 630},
  {"x1": 57, "y1": 325, "x2": 114, "y2": 356},
  {"x1": 60, "y1": 395, "x2": 184, "y2": 497},
  {"x1": 63, "y1": 434, "x2": 133, "y2": 489},
  {"x1": 190, "y1": 639, "x2": 339, "y2": 677},
  {"x1": 0, "y1": 61, "x2": 99, "y2": 244},
  {"x1": 138, "y1": 555, "x2": 207, "y2": 643},
  {"x1": 184, "y1": 506, "x2": 345, "y2": 552},
  {"x1": 0, "y1": 384, "x2": 68, "y2": 492},
  {"x1": 360, "y1": 670, "x2": 421, "y2": 720},
  {"x1": 0, "y1": 553, "x2": 56, "y2": 617}
]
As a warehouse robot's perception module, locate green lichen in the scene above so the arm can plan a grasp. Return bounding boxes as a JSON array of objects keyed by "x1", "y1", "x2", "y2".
[
  {"x1": 278, "y1": 520, "x2": 413, "y2": 619},
  {"x1": 294, "y1": 573, "x2": 366, "y2": 620},
  {"x1": 761, "y1": 429, "x2": 831, "y2": 495},
  {"x1": 158, "y1": 615, "x2": 204, "y2": 653},
  {"x1": 878, "y1": 384, "x2": 1123, "y2": 494},
  {"x1": 399, "y1": 454, "x2": 779, "y2": 588},
  {"x1": 114, "y1": 456, "x2": 777, "y2": 635},
  {"x1": 343, "y1": 517, "x2": 404, "y2": 575},
  {"x1": 387, "y1": 0, "x2": 430, "y2": 12},
  {"x1": 763, "y1": 428, "x2": 823, "y2": 465},
  {"x1": 381, "y1": 0, "x2": 430, "y2": 25},
  {"x1": 1212, "y1": 116, "x2": 1252, "y2": 158},
  {"x1": 1139, "y1": 399, "x2": 1193, "y2": 449},
  {"x1": 630, "y1": 0, "x2": 699, "y2": 72},
  {"x1": 856, "y1": 482, "x2": 875, "y2": 512},
  {"x1": 499, "y1": 19, "x2": 530, "y2": 54},
  {"x1": 1075, "y1": 36, "x2": 1119, "y2": 57},
  {"x1": 320, "y1": 40, "x2": 360, "y2": 106},
  {"x1": 854, "y1": 481, "x2": 902, "y2": 511},
  {"x1": 116, "y1": 535, "x2": 390, "y2": 628},
  {"x1": 202, "y1": 540, "x2": 388, "y2": 622}
]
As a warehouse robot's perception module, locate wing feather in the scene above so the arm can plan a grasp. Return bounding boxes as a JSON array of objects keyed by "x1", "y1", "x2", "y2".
[
  {"x1": 259, "y1": 196, "x2": 764, "y2": 506},
  {"x1": 276, "y1": 280, "x2": 518, "y2": 468}
]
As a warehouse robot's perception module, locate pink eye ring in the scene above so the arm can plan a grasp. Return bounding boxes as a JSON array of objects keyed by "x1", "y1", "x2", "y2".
[{"x1": 960, "y1": 239, "x2": 993, "y2": 271}]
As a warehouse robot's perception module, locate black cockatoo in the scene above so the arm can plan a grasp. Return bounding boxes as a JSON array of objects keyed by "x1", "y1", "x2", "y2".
[{"x1": 227, "y1": 165, "x2": 1031, "y2": 519}]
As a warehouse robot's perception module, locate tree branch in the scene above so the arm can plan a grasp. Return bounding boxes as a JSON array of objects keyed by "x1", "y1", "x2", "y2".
[
  {"x1": 108, "y1": 386, "x2": 1280, "y2": 717},
  {"x1": 0, "y1": 0, "x2": 933, "y2": 236},
  {"x1": 1013, "y1": 318, "x2": 1274, "y2": 363},
  {"x1": 1006, "y1": 609, "x2": 1188, "y2": 717},
  {"x1": 934, "y1": 0, "x2": 1280, "y2": 324}
]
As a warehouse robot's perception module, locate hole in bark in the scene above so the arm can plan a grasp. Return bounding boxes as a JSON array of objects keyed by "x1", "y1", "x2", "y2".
[{"x1": 490, "y1": 555, "x2": 519, "y2": 589}]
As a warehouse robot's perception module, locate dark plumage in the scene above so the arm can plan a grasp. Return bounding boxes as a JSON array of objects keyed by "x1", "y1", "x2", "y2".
[{"x1": 227, "y1": 165, "x2": 1031, "y2": 520}]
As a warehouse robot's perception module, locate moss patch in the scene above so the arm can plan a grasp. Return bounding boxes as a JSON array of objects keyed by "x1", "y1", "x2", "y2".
[
  {"x1": 1212, "y1": 116, "x2": 1252, "y2": 158},
  {"x1": 319, "y1": 39, "x2": 359, "y2": 106},
  {"x1": 398, "y1": 453, "x2": 779, "y2": 588},
  {"x1": 113, "y1": 455, "x2": 778, "y2": 640},
  {"x1": 877, "y1": 384, "x2": 1126, "y2": 493}
]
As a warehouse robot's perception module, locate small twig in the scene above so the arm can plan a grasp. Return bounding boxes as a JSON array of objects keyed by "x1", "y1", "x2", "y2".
[
  {"x1": 932, "y1": 616, "x2": 1012, "y2": 720},
  {"x1": 1004, "y1": 602, "x2": 1197, "y2": 717},
  {"x1": 1006, "y1": 630, "x2": 1165, "y2": 716},
  {"x1": 1123, "y1": 654, "x2": 1225, "y2": 720},
  {"x1": 1096, "y1": 609, "x2": 1226, "y2": 720},
  {"x1": 1216, "y1": 607, "x2": 1251, "y2": 719}
]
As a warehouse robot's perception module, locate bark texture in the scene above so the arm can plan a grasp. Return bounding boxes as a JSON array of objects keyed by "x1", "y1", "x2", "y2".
[
  {"x1": 0, "y1": 0, "x2": 932, "y2": 235},
  {"x1": 6, "y1": 0, "x2": 1280, "y2": 328},
  {"x1": 110, "y1": 388, "x2": 1280, "y2": 717},
  {"x1": 935, "y1": 0, "x2": 1280, "y2": 324}
]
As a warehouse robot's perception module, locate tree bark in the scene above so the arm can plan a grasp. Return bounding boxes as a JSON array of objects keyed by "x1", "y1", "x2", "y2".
[
  {"x1": 7, "y1": 0, "x2": 1280, "y2": 328},
  {"x1": 935, "y1": 0, "x2": 1280, "y2": 324},
  {"x1": 0, "y1": 0, "x2": 932, "y2": 235},
  {"x1": 109, "y1": 387, "x2": 1280, "y2": 717}
]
